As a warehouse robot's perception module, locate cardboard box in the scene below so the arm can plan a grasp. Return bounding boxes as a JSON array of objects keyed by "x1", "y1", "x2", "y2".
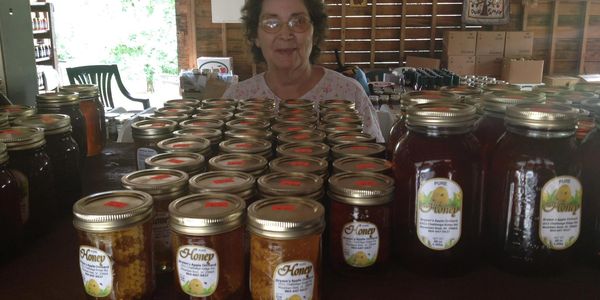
[
  {"x1": 476, "y1": 31, "x2": 506, "y2": 56},
  {"x1": 445, "y1": 55, "x2": 476, "y2": 76},
  {"x1": 504, "y1": 31, "x2": 534, "y2": 58},
  {"x1": 406, "y1": 56, "x2": 441, "y2": 69},
  {"x1": 196, "y1": 57, "x2": 233, "y2": 74},
  {"x1": 501, "y1": 59, "x2": 544, "y2": 84},
  {"x1": 543, "y1": 75, "x2": 580, "y2": 88},
  {"x1": 443, "y1": 31, "x2": 477, "y2": 56},
  {"x1": 475, "y1": 55, "x2": 503, "y2": 77}
]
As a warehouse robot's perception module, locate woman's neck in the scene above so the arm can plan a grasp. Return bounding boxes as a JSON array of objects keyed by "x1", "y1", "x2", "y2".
[{"x1": 265, "y1": 64, "x2": 322, "y2": 99}]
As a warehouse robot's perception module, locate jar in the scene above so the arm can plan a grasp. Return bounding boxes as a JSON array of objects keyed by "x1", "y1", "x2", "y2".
[
  {"x1": 155, "y1": 106, "x2": 195, "y2": 116},
  {"x1": 225, "y1": 119, "x2": 270, "y2": 131},
  {"x1": 173, "y1": 128, "x2": 222, "y2": 159},
  {"x1": 208, "y1": 153, "x2": 268, "y2": 177},
  {"x1": 0, "y1": 126, "x2": 55, "y2": 236},
  {"x1": 248, "y1": 198, "x2": 324, "y2": 300},
  {"x1": 165, "y1": 98, "x2": 201, "y2": 108},
  {"x1": 271, "y1": 123, "x2": 316, "y2": 137},
  {"x1": 14, "y1": 114, "x2": 81, "y2": 214},
  {"x1": 73, "y1": 190, "x2": 155, "y2": 299},
  {"x1": 0, "y1": 104, "x2": 36, "y2": 125},
  {"x1": 486, "y1": 103, "x2": 581, "y2": 274},
  {"x1": 149, "y1": 113, "x2": 189, "y2": 123},
  {"x1": 279, "y1": 98, "x2": 315, "y2": 110},
  {"x1": 122, "y1": 169, "x2": 189, "y2": 274},
  {"x1": 331, "y1": 142, "x2": 385, "y2": 159},
  {"x1": 277, "y1": 130, "x2": 326, "y2": 145},
  {"x1": 179, "y1": 118, "x2": 224, "y2": 130},
  {"x1": 192, "y1": 111, "x2": 234, "y2": 122},
  {"x1": 169, "y1": 193, "x2": 246, "y2": 299},
  {"x1": 219, "y1": 138, "x2": 272, "y2": 159},
  {"x1": 332, "y1": 156, "x2": 392, "y2": 176},
  {"x1": 145, "y1": 152, "x2": 206, "y2": 176},
  {"x1": 0, "y1": 112, "x2": 9, "y2": 128},
  {"x1": 580, "y1": 101, "x2": 600, "y2": 266},
  {"x1": 224, "y1": 128, "x2": 273, "y2": 142},
  {"x1": 156, "y1": 136, "x2": 211, "y2": 158},
  {"x1": 327, "y1": 172, "x2": 394, "y2": 274},
  {"x1": 0, "y1": 142, "x2": 27, "y2": 259},
  {"x1": 131, "y1": 119, "x2": 177, "y2": 170},
  {"x1": 269, "y1": 156, "x2": 328, "y2": 179},
  {"x1": 257, "y1": 172, "x2": 324, "y2": 201},
  {"x1": 61, "y1": 84, "x2": 106, "y2": 156},
  {"x1": 327, "y1": 132, "x2": 375, "y2": 146},
  {"x1": 36, "y1": 91, "x2": 88, "y2": 157},
  {"x1": 275, "y1": 142, "x2": 330, "y2": 159},
  {"x1": 392, "y1": 103, "x2": 482, "y2": 275},
  {"x1": 189, "y1": 171, "x2": 257, "y2": 205}
]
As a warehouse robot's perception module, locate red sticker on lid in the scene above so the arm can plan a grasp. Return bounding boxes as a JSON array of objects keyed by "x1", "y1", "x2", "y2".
[
  {"x1": 205, "y1": 201, "x2": 229, "y2": 208},
  {"x1": 271, "y1": 204, "x2": 296, "y2": 211},
  {"x1": 40, "y1": 115, "x2": 55, "y2": 124},
  {"x1": 294, "y1": 148, "x2": 313, "y2": 153},
  {"x1": 280, "y1": 179, "x2": 301, "y2": 187},
  {"x1": 350, "y1": 146, "x2": 370, "y2": 151},
  {"x1": 239, "y1": 121, "x2": 251, "y2": 125},
  {"x1": 226, "y1": 160, "x2": 245, "y2": 166},
  {"x1": 167, "y1": 158, "x2": 185, "y2": 164},
  {"x1": 104, "y1": 201, "x2": 128, "y2": 208},
  {"x1": 295, "y1": 133, "x2": 310, "y2": 140},
  {"x1": 355, "y1": 180, "x2": 379, "y2": 187},
  {"x1": 356, "y1": 163, "x2": 377, "y2": 170},
  {"x1": 235, "y1": 143, "x2": 252, "y2": 148},
  {"x1": 0, "y1": 129, "x2": 20, "y2": 135},
  {"x1": 3, "y1": 107, "x2": 22, "y2": 112},
  {"x1": 212, "y1": 178, "x2": 235, "y2": 184},
  {"x1": 289, "y1": 161, "x2": 310, "y2": 167},
  {"x1": 151, "y1": 174, "x2": 172, "y2": 180},
  {"x1": 287, "y1": 127, "x2": 302, "y2": 131},
  {"x1": 172, "y1": 143, "x2": 192, "y2": 148},
  {"x1": 150, "y1": 122, "x2": 168, "y2": 128}
]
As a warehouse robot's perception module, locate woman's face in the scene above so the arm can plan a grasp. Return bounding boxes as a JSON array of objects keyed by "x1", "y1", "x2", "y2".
[{"x1": 256, "y1": 0, "x2": 314, "y2": 71}]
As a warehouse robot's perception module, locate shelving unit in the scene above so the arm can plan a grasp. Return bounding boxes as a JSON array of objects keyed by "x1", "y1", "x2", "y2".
[{"x1": 30, "y1": 2, "x2": 58, "y2": 70}]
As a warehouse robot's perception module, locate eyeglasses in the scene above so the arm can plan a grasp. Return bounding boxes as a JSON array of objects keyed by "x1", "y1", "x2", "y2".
[{"x1": 259, "y1": 15, "x2": 312, "y2": 33}]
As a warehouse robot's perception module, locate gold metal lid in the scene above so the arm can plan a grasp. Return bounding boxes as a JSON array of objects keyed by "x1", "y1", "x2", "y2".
[
  {"x1": 155, "y1": 106, "x2": 195, "y2": 116},
  {"x1": 319, "y1": 99, "x2": 355, "y2": 109},
  {"x1": 132, "y1": 119, "x2": 178, "y2": 137},
  {"x1": 73, "y1": 190, "x2": 154, "y2": 232},
  {"x1": 0, "y1": 126, "x2": 45, "y2": 150},
  {"x1": 225, "y1": 119, "x2": 270, "y2": 131},
  {"x1": 144, "y1": 152, "x2": 206, "y2": 174},
  {"x1": 321, "y1": 111, "x2": 360, "y2": 120},
  {"x1": 36, "y1": 91, "x2": 80, "y2": 107},
  {"x1": 278, "y1": 107, "x2": 317, "y2": 117},
  {"x1": 402, "y1": 90, "x2": 459, "y2": 104},
  {"x1": 276, "y1": 142, "x2": 330, "y2": 158},
  {"x1": 60, "y1": 84, "x2": 98, "y2": 98},
  {"x1": 0, "y1": 105, "x2": 36, "y2": 123},
  {"x1": 13, "y1": 114, "x2": 72, "y2": 135},
  {"x1": 201, "y1": 98, "x2": 237, "y2": 107},
  {"x1": 533, "y1": 85, "x2": 571, "y2": 96},
  {"x1": 189, "y1": 171, "x2": 256, "y2": 196},
  {"x1": 269, "y1": 156, "x2": 328, "y2": 176},
  {"x1": 198, "y1": 105, "x2": 236, "y2": 113},
  {"x1": 320, "y1": 107, "x2": 357, "y2": 116},
  {"x1": 247, "y1": 197, "x2": 325, "y2": 239},
  {"x1": 271, "y1": 123, "x2": 316, "y2": 136},
  {"x1": 482, "y1": 91, "x2": 545, "y2": 114},
  {"x1": 322, "y1": 115, "x2": 363, "y2": 126},
  {"x1": 274, "y1": 114, "x2": 318, "y2": 125},
  {"x1": 192, "y1": 110, "x2": 234, "y2": 121},
  {"x1": 157, "y1": 137, "x2": 211, "y2": 154},
  {"x1": 331, "y1": 142, "x2": 385, "y2": 159},
  {"x1": 327, "y1": 132, "x2": 375, "y2": 145},
  {"x1": 552, "y1": 90, "x2": 599, "y2": 103},
  {"x1": 173, "y1": 128, "x2": 222, "y2": 144},
  {"x1": 280, "y1": 98, "x2": 315, "y2": 109},
  {"x1": 505, "y1": 103, "x2": 578, "y2": 130},
  {"x1": 180, "y1": 118, "x2": 224, "y2": 129},
  {"x1": 149, "y1": 113, "x2": 189, "y2": 123},
  {"x1": 224, "y1": 128, "x2": 273, "y2": 141},
  {"x1": 209, "y1": 153, "x2": 268, "y2": 173},
  {"x1": 323, "y1": 123, "x2": 363, "y2": 135},
  {"x1": 277, "y1": 130, "x2": 326, "y2": 144},
  {"x1": 165, "y1": 98, "x2": 201, "y2": 108},
  {"x1": 328, "y1": 172, "x2": 394, "y2": 206},
  {"x1": 482, "y1": 83, "x2": 521, "y2": 93},
  {"x1": 440, "y1": 86, "x2": 483, "y2": 98},
  {"x1": 258, "y1": 172, "x2": 324, "y2": 197},
  {"x1": 219, "y1": 138, "x2": 271, "y2": 155},
  {"x1": 406, "y1": 103, "x2": 478, "y2": 128},
  {"x1": 238, "y1": 97, "x2": 275, "y2": 106},
  {"x1": 169, "y1": 193, "x2": 245, "y2": 235},
  {"x1": 332, "y1": 156, "x2": 392, "y2": 174},
  {"x1": 121, "y1": 169, "x2": 189, "y2": 195},
  {"x1": 234, "y1": 111, "x2": 275, "y2": 121},
  {"x1": 0, "y1": 142, "x2": 8, "y2": 164}
]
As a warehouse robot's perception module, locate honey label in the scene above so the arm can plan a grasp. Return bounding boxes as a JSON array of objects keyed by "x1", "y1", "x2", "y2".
[
  {"x1": 416, "y1": 178, "x2": 462, "y2": 250},
  {"x1": 137, "y1": 147, "x2": 158, "y2": 170},
  {"x1": 540, "y1": 176, "x2": 582, "y2": 250},
  {"x1": 273, "y1": 260, "x2": 314, "y2": 300},
  {"x1": 342, "y1": 222, "x2": 379, "y2": 267},
  {"x1": 177, "y1": 246, "x2": 219, "y2": 297},
  {"x1": 79, "y1": 246, "x2": 112, "y2": 297}
]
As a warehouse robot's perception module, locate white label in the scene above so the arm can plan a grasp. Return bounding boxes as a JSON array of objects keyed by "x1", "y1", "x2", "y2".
[
  {"x1": 79, "y1": 246, "x2": 113, "y2": 297},
  {"x1": 154, "y1": 211, "x2": 170, "y2": 251},
  {"x1": 137, "y1": 147, "x2": 158, "y2": 169},
  {"x1": 540, "y1": 176, "x2": 582, "y2": 250},
  {"x1": 273, "y1": 260, "x2": 314, "y2": 300},
  {"x1": 342, "y1": 222, "x2": 379, "y2": 267},
  {"x1": 416, "y1": 178, "x2": 462, "y2": 250},
  {"x1": 177, "y1": 246, "x2": 219, "y2": 297}
]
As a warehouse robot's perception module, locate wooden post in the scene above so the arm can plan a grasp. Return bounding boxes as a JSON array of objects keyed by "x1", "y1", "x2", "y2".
[
  {"x1": 341, "y1": 0, "x2": 347, "y2": 64},
  {"x1": 522, "y1": 2, "x2": 529, "y2": 30},
  {"x1": 175, "y1": 0, "x2": 197, "y2": 70},
  {"x1": 548, "y1": 0, "x2": 560, "y2": 75},
  {"x1": 579, "y1": 0, "x2": 591, "y2": 74},
  {"x1": 221, "y1": 23, "x2": 227, "y2": 57},
  {"x1": 400, "y1": 0, "x2": 407, "y2": 64},
  {"x1": 430, "y1": 0, "x2": 438, "y2": 57},
  {"x1": 370, "y1": 0, "x2": 377, "y2": 69}
]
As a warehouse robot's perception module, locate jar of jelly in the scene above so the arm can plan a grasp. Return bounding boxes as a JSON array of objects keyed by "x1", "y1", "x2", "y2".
[
  {"x1": 173, "y1": 128, "x2": 223, "y2": 159},
  {"x1": 276, "y1": 142, "x2": 330, "y2": 160},
  {"x1": 486, "y1": 103, "x2": 581, "y2": 274},
  {"x1": 36, "y1": 91, "x2": 88, "y2": 157},
  {"x1": 392, "y1": 103, "x2": 482, "y2": 275},
  {"x1": 248, "y1": 197, "x2": 324, "y2": 300},
  {"x1": 14, "y1": 114, "x2": 81, "y2": 214},
  {"x1": 224, "y1": 128, "x2": 273, "y2": 142},
  {"x1": 258, "y1": 172, "x2": 324, "y2": 202},
  {"x1": 0, "y1": 142, "x2": 27, "y2": 260},
  {"x1": 331, "y1": 142, "x2": 385, "y2": 159},
  {"x1": 0, "y1": 104, "x2": 35, "y2": 125},
  {"x1": 269, "y1": 156, "x2": 328, "y2": 180},
  {"x1": 189, "y1": 171, "x2": 257, "y2": 205},
  {"x1": 145, "y1": 152, "x2": 206, "y2": 176},
  {"x1": 208, "y1": 153, "x2": 268, "y2": 177},
  {"x1": 73, "y1": 190, "x2": 155, "y2": 300},
  {"x1": 328, "y1": 172, "x2": 394, "y2": 274},
  {"x1": 157, "y1": 136, "x2": 211, "y2": 158},
  {"x1": 179, "y1": 118, "x2": 224, "y2": 130},
  {"x1": 61, "y1": 84, "x2": 106, "y2": 156},
  {"x1": 165, "y1": 98, "x2": 201, "y2": 109},
  {"x1": 327, "y1": 132, "x2": 375, "y2": 146},
  {"x1": 131, "y1": 119, "x2": 177, "y2": 170},
  {"x1": 278, "y1": 130, "x2": 326, "y2": 145},
  {"x1": 169, "y1": 193, "x2": 246, "y2": 299},
  {"x1": 332, "y1": 156, "x2": 392, "y2": 176},
  {"x1": 219, "y1": 138, "x2": 272, "y2": 159}
]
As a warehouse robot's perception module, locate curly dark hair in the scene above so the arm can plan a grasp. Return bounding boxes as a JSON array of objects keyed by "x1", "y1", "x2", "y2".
[{"x1": 241, "y1": 0, "x2": 328, "y2": 64}]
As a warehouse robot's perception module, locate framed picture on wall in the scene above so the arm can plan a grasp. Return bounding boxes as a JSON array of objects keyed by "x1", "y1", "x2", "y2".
[{"x1": 462, "y1": 0, "x2": 510, "y2": 25}]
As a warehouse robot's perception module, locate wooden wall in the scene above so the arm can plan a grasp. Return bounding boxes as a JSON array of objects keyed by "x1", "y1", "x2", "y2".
[{"x1": 176, "y1": 0, "x2": 600, "y2": 80}]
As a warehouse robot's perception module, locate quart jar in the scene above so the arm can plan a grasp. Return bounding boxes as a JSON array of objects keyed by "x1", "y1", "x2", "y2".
[
  {"x1": 0, "y1": 142, "x2": 27, "y2": 259},
  {"x1": 61, "y1": 84, "x2": 106, "y2": 156},
  {"x1": 392, "y1": 103, "x2": 482, "y2": 275},
  {"x1": 121, "y1": 169, "x2": 189, "y2": 274},
  {"x1": 189, "y1": 171, "x2": 257, "y2": 205},
  {"x1": 145, "y1": 152, "x2": 206, "y2": 176},
  {"x1": 169, "y1": 193, "x2": 246, "y2": 299},
  {"x1": 73, "y1": 190, "x2": 155, "y2": 300},
  {"x1": 486, "y1": 103, "x2": 581, "y2": 274},
  {"x1": 131, "y1": 119, "x2": 177, "y2": 170},
  {"x1": 328, "y1": 172, "x2": 394, "y2": 274},
  {"x1": 248, "y1": 197, "x2": 325, "y2": 300}
]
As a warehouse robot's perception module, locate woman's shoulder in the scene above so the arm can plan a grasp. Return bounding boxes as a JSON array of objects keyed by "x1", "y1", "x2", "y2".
[
  {"x1": 222, "y1": 73, "x2": 270, "y2": 99},
  {"x1": 321, "y1": 67, "x2": 366, "y2": 91}
]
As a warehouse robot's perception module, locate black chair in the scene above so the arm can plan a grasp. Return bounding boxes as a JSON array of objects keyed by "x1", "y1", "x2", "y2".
[{"x1": 66, "y1": 64, "x2": 150, "y2": 109}]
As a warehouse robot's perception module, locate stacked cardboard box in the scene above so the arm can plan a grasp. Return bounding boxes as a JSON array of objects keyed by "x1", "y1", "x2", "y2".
[{"x1": 442, "y1": 31, "x2": 476, "y2": 76}]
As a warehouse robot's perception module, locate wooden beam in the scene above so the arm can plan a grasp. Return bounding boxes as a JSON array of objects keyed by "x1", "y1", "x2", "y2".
[
  {"x1": 548, "y1": 0, "x2": 560, "y2": 75},
  {"x1": 221, "y1": 23, "x2": 227, "y2": 57},
  {"x1": 579, "y1": 0, "x2": 591, "y2": 74},
  {"x1": 430, "y1": 0, "x2": 438, "y2": 57},
  {"x1": 341, "y1": 0, "x2": 347, "y2": 64},
  {"x1": 522, "y1": 1, "x2": 529, "y2": 30},
  {"x1": 189, "y1": 0, "x2": 197, "y2": 69},
  {"x1": 370, "y1": 0, "x2": 377, "y2": 68},
  {"x1": 400, "y1": 0, "x2": 407, "y2": 64}
]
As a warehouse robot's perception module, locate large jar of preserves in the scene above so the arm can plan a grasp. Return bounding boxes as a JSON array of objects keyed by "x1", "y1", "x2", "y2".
[
  {"x1": 248, "y1": 197, "x2": 325, "y2": 300},
  {"x1": 189, "y1": 171, "x2": 257, "y2": 205},
  {"x1": 486, "y1": 103, "x2": 581, "y2": 274},
  {"x1": 122, "y1": 169, "x2": 189, "y2": 274},
  {"x1": 144, "y1": 152, "x2": 206, "y2": 176},
  {"x1": 73, "y1": 190, "x2": 155, "y2": 300},
  {"x1": 392, "y1": 103, "x2": 482, "y2": 275},
  {"x1": 132, "y1": 119, "x2": 177, "y2": 170},
  {"x1": 169, "y1": 193, "x2": 246, "y2": 299},
  {"x1": 61, "y1": 84, "x2": 106, "y2": 156},
  {"x1": 0, "y1": 142, "x2": 27, "y2": 260}
]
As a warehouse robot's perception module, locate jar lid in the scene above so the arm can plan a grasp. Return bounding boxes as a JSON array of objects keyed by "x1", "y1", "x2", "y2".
[
  {"x1": 0, "y1": 105, "x2": 36, "y2": 122},
  {"x1": 280, "y1": 98, "x2": 314, "y2": 109},
  {"x1": 155, "y1": 106, "x2": 194, "y2": 116},
  {"x1": 169, "y1": 193, "x2": 245, "y2": 235},
  {"x1": 271, "y1": 123, "x2": 316, "y2": 136},
  {"x1": 440, "y1": 86, "x2": 483, "y2": 97},
  {"x1": 198, "y1": 105, "x2": 236, "y2": 113},
  {"x1": 132, "y1": 119, "x2": 177, "y2": 136},
  {"x1": 323, "y1": 124, "x2": 363, "y2": 135},
  {"x1": 582, "y1": 99, "x2": 600, "y2": 116},
  {"x1": 320, "y1": 99, "x2": 355, "y2": 109},
  {"x1": 328, "y1": 172, "x2": 394, "y2": 206},
  {"x1": 173, "y1": 128, "x2": 222, "y2": 143},
  {"x1": 482, "y1": 91, "x2": 545, "y2": 114},
  {"x1": 60, "y1": 84, "x2": 98, "y2": 98},
  {"x1": 269, "y1": 156, "x2": 328, "y2": 176},
  {"x1": 180, "y1": 118, "x2": 224, "y2": 130},
  {"x1": 278, "y1": 130, "x2": 326, "y2": 144},
  {"x1": 192, "y1": 111, "x2": 234, "y2": 121},
  {"x1": 276, "y1": 142, "x2": 330, "y2": 158},
  {"x1": 483, "y1": 84, "x2": 521, "y2": 93},
  {"x1": 234, "y1": 111, "x2": 275, "y2": 121},
  {"x1": 534, "y1": 85, "x2": 571, "y2": 96},
  {"x1": 332, "y1": 156, "x2": 392, "y2": 174},
  {"x1": 225, "y1": 119, "x2": 270, "y2": 131},
  {"x1": 145, "y1": 152, "x2": 205, "y2": 174},
  {"x1": 73, "y1": 190, "x2": 154, "y2": 232},
  {"x1": 322, "y1": 115, "x2": 363, "y2": 126},
  {"x1": 554, "y1": 90, "x2": 599, "y2": 103},
  {"x1": 327, "y1": 132, "x2": 375, "y2": 145},
  {"x1": 189, "y1": 171, "x2": 256, "y2": 195},
  {"x1": 149, "y1": 114, "x2": 189, "y2": 123},
  {"x1": 219, "y1": 138, "x2": 271, "y2": 155},
  {"x1": 36, "y1": 91, "x2": 79, "y2": 107},
  {"x1": 274, "y1": 114, "x2": 318, "y2": 125},
  {"x1": 406, "y1": 103, "x2": 478, "y2": 128},
  {"x1": 13, "y1": 114, "x2": 72, "y2": 135},
  {"x1": 201, "y1": 98, "x2": 237, "y2": 107},
  {"x1": 258, "y1": 172, "x2": 324, "y2": 196},
  {"x1": 505, "y1": 103, "x2": 578, "y2": 130},
  {"x1": 331, "y1": 142, "x2": 385, "y2": 158},
  {"x1": 0, "y1": 142, "x2": 7, "y2": 164},
  {"x1": 239, "y1": 97, "x2": 275, "y2": 107},
  {"x1": 0, "y1": 126, "x2": 45, "y2": 150},
  {"x1": 209, "y1": 153, "x2": 268, "y2": 172},
  {"x1": 224, "y1": 128, "x2": 273, "y2": 141},
  {"x1": 165, "y1": 98, "x2": 201, "y2": 108},
  {"x1": 157, "y1": 137, "x2": 211, "y2": 154},
  {"x1": 121, "y1": 169, "x2": 189, "y2": 195},
  {"x1": 247, "y1": 197, "x2": 325, "y2": 239}
]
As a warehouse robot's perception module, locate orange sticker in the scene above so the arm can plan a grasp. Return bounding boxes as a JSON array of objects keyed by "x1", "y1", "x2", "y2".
[
  {"x1": 355, "y1": 180, "x2": 378, "y2": 187},
  {"x1": 289, "y1": 161, "x2": 310, "y2": 167},
  {"x1": 104, "y1": 201, "x2": 128, "y2": 208},
  {"x1": 172, "y1": 143, "x2": 192, "y2": 148},
  {"x1": 226, "y1": 160, "x2": 245, "y2": 166},
  {"x1": 151, "y1": 174, "x2": 172, "y2": 180},
  {"x1": 294, "y1": 148, "x2": 313, "y2": 153},
  {"x1": 271, "y1": 204, "x2": 296, "y2": 211},
  {"x1": 167, "y1": 158, "x2": 185, "y2": 164},
  {"x1": 280, "y1": 179, "x2": 301, "y2": 187},
  {"x1": 212, "y1": 178, "x2": 235, "y2": 184},
  {"x1": 205, "y1": 201, "x2": 229, "y2": 208}
]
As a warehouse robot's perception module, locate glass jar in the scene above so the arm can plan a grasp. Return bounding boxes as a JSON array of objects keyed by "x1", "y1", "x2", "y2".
[
  {"x1": 0, "y1": 112, "x2": 9, "y2": 128},
  {"x1": 155, "y1": 106, "x2": 195, "y2": 116},
  {"x1": 189, "y1": 171, "x2": 257, "y2": 205},
  {"x1": 276, "y1": 142, "x2": 330, "y2": 160},
  {"x1": 224, "y1": 128, "x2": 273, "y2": 142},
  {"x1": 208, "y1": 153, "x2": 268, "y2": 177},
  {"x1": 392, "y1": 103, "x2": 482, "y2": 275},
  {"x1": 73, "y1": 190, "x2": 155, "y2": 300},
  {"x1": 580, "y1": 101, "x2": 600, "y2": 266},
  {"x1": 277, "y1": 130, "x2": 326, "y2": 145},
  {"x1": 179, "y1": 118, "x2": 224, "y2": 130},
  {"x1": 14, "y1": 114, "x2": 81, "y2": 214},
  {"x1": 219, "y1": 138, "x2": 272, "y2": 159},
  {"x1": 0, "y1": 142, "x2": 27, "y2": 259},
  {"x1": 257, "y1": 172, "x2": 324, "y2": 201},
  {"x1": 332, "y1": 156, "x2": 392, "y2": 176},
  {"x1": 131, "y1": 119, "x2": 177, "y2": 170},
  {"x1": 173, "y1": 128, "x2": 222, "y2": 159},
  {"x1": 328, "y1": 172, "x2": 394, "y2": 274},
  {"x1": 145, "y1": 152, "x2": 206, "y2": 176},
  {"x1": 169, "y1": 193, "x2": 246, "y2": 299},
  {"x1": 192, "y1": 111, "x2": 234, "y2": 122},
  {"x1": 331, "y1": 142, "x2": 385, "y2": 159},
  {"x1": 36, "y1": 91, "x2": 88, "y2": 158},
  {"x1": 157, "y1": 136, "x2": 211, "y2": 158},
  {"x1": 61, "y1": 84, "x2": 106, "y2": 156},
  {"x1": 225, "y1": 119, "x2": 270, "y2": 131},
  {"x1": 0, "y1": 126, "x2": 55, "y2": 236},
  {"x1": 486, "y1": 103, "x2": 581, "y2": 274},
  {"x1": 269, "y1": 156, "x2": 328, "y2": 180},
  {"x1": 248, "y1": 198, "x2": 324, "y2": 300},
  {"x1": 0, "y1": 104, "x2": 35, "y2": 125},
  {"x1": 165, "y1": 98, "x2": 201, "y2": 108}
]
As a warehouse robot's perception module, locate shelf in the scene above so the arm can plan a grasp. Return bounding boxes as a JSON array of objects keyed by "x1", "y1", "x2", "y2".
[
  {"x1": 35, "y1": 57, "x2": 50, "y2": 63},
  {"x1": 32, "y1": 30, "x2": 50, "y2": 38}
]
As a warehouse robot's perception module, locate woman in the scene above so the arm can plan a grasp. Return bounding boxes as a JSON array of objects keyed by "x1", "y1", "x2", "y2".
[{"x1": 222, "y1": 0, "x2": 384, "y2": 142}]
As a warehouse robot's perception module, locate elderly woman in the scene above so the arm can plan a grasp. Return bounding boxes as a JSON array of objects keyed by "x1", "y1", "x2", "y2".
[{"x1": 223, "y1": 0, "x2": 384, "y2": 142}]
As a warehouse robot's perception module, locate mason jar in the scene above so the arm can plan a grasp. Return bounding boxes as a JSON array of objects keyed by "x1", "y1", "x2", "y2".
[
  {"x1": 331, "y1": 143, "x2": 385, "y2": 159},
  {"x1": 61, "y1": 84, "x2": 106, "y2": 156},
  {"x1": 145, "y1": 152, "x2": 206, "y2": 176},
  {"x1": 0, "y1": 105, "x2": 35, "y2": 125},
  {"x1": 189, "y1": 171, "x2": 257, "y2": 205},
  {"x1": 208, "y1": 153, "x2": 268, "y2": 177},
  {"x1": 131, "y1": 119, "x2": 177, "y2": 170},
  {"x1": 257, "y1": 172, "x2": 324, "y2": 202}
]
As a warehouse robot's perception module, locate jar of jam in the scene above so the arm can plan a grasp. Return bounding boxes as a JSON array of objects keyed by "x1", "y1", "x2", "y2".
[
  {"x1": 328, "y1": 172, "x2": 394, "y2": 274},
  {"x1": 392, "y1": 103, "x2": 482, "y2": 275},
  {"x1": 248, "y1": 197, "x2": 324, "y2": 300},
  {"x1": 189, "y1": 171, "x2": 257, "y2": 205},
  {"x1": 165, "y1": 98, "x2": 201, "y2": 108},
  {"x1": 132, "y1": 119, "x2": 177, "y2": 170},
  {"x1": 179, "y1": 118, "x2": 224, "y2": 130},
  {"x1": 169, "y1": 193, "x2": 246, "y2": 299},
  {"x1": 224, "y1": 128, "x2": 273, "y2": 142},
  {"x1": 219, "y1": 138, "x2": 272, "y2": 159},
  {"x1": 0, "y1": 104, "x2": 35, "y2": 125},
  {"x1": 278, "y1": 130, "x2": 326, "y2": 145},
  {"x1": 332, "y1": 156, "x2": 392, "y2": 176},
  {"x1": 173, "y1": 128, "x2": 222, "y2": 159},
  {"x1": 486, "y1": 103, "x2": 581, "y2": 274},
  {"x1": 331, "y1": 142, "x2": 385, "y2": 159},
  {"x1": 226, "y1": 119, "x2": 270, "y2": 131},
  {"x1": 36, "y1": 91, "x2": 88, "y2": 157},
  {"x1": 145, "y1": 152, "x2": 206, "y2": 176},
  {"x1": 14, "y1": 114, "x2": 81, "y2": 214},
  {"x1": 257, "y1": 172, "x2": 324, "y2": 201},
  {"x1": 208, "y1": 153, "x2": 268, "y2": 177},
  {"x1": 61, "y1": 84, "x2": 106, "y2": 156},
  {"x1": 269, "y1": 156, "x2": 328, "y2": 180},
  {"x1": 275, "y1": 142, "x2": 330, "y2": 160},
  {"x1": 0, "y1": 142, "x2": 27, "y2": 259},
  {"x1": 73, "y1": 190, "x2": 155, "y2": 299},
  {"x1": 157, "y1": 136, "x2": 211, "y2": 158},
  {"x1": 327, "y1": 132, "x2": 375, "y2": 146},
  {"x1": 271, "y1": 123, "x2": 316, "y2": 137}
]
